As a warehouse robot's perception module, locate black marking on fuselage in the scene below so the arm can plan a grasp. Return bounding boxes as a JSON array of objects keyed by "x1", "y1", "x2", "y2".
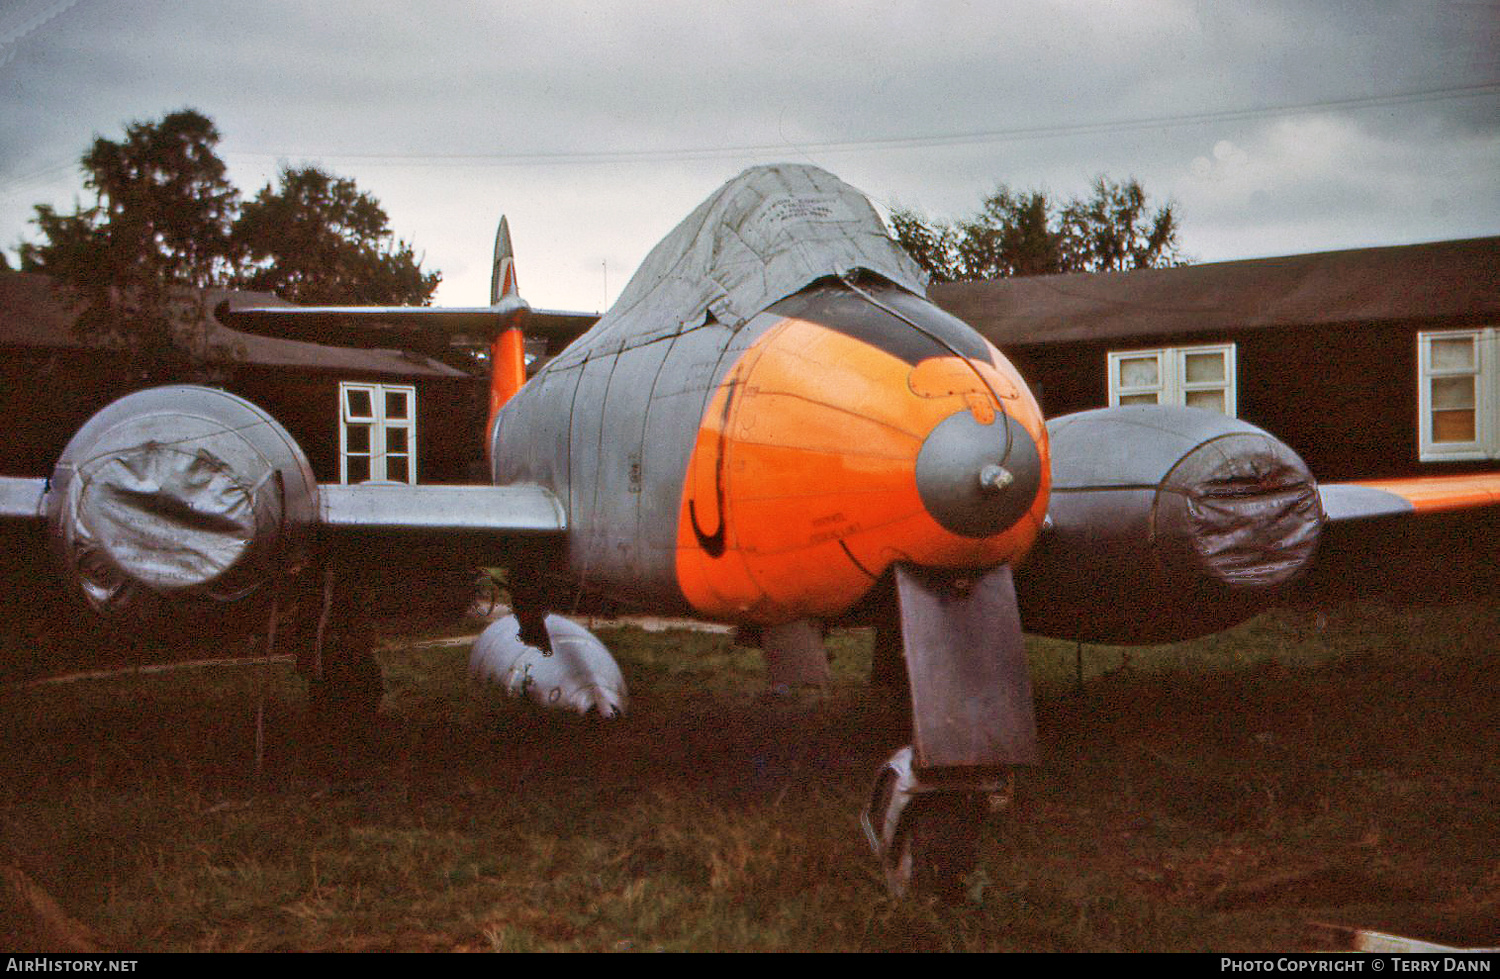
[
  {"x1": 839, "y1": 538, "x2": 880, "y2": 581},
  {"x1": 688, "y1": 371, "x2": 738, "y2": 558},
  {"x1": 768, "y1": 279, "x2": 992, "y2": 366}
]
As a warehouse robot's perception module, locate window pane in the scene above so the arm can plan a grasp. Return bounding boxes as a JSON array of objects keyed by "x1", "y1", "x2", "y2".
[
  {"x1": 345, "y1": 424, "x2": 371, "y2": 454},
  {"x1": 385, "y1": 390, "x2": 410, "y2": 420},
  {"x1": 1432, "y1": 410, "x2": 1477, "y2": 443},
  {"x1": 1430, "y1": 337, "x2": 1475, "y2": 371},
  {"x1": 386, "y1": 456, "x2": 410, "y2": 483},
  {"x1": 386, "y1": 426, "x2": 408, "y2": 454},
  {"x1": 1184, "y1": 351, "x2": 1226, "y2": 384},
  {"x1": 1118, "y1": 356, "x2": 1159, "y2": 388},
  {"x1": 345, "y1": 455, "x2": 371, "y2": 484},
  {"x1": 1119, "y1": 393, "x2": 1159, "y2": 406},
  {"x1": 345, "y1": 388, "x2": 373, "y2": 419},
  {"x1": 1432, "y1": 376, "x2": 1475, "y2": 410},
  {"x1": 1185, "y1": 389, "x2": 1227, "y2": 414}
]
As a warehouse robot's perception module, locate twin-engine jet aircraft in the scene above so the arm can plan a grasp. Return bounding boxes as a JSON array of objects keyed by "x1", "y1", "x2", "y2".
[{"x1": 2, "y1": 164, "x2": 1497, "y2": 897}]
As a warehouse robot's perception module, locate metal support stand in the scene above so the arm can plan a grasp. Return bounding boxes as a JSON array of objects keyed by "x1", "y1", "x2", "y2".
[
  {"x1": 255, "y1": 593, "x2": 280, "y2": 779},
  {"x1": 314, "y1": 564, "x2": 336, "y2": 682},
  {"x1": 762, "y1": 618, "x2": 831, "y2": 690}
]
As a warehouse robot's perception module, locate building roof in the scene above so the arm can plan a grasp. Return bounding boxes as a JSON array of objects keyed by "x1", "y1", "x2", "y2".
[
  {"x1": 0, "y1": 272, "x2": 472, "y2": 378},
  {"x1": 928, "y1": 237, "x2": 1500, "y2": 347}
]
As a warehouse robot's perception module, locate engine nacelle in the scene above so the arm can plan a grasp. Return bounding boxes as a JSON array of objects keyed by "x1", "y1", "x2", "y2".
[
  {"x1": 45, "y1": 386, "x2": 319, "y2": 627},
  {"x1": 1016, "y1": 405, "x2": 1323, "y2": 644}
]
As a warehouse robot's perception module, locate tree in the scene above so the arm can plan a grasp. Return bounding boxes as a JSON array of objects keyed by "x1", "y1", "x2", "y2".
[
  {"x1": 893, "y1": 176, "x2": 1184, "y2": 283},
  {"x1": 1057, "y1": 177, "x2": 1182, "y2": 275},
  {"x1": 954, "y1": 188, "x2": 1068, "y2": 280},
  {"x1": 18, "y1": 111, "x2": 442, "y2": 376},
  {"x1": 18, "y1": 109, "x2": 240, "y2": 373},
  {"x1": 888, "y1": 208, "x2": 960, "y2": 283},
  {"x1": 233, "y1": 166, "x2": 440, "y2": 306}
]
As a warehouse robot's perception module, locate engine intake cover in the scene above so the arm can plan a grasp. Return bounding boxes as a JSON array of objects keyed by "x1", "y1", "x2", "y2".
[{"x1": 46, "y1": 386, "x2": 318, "y2": 621}]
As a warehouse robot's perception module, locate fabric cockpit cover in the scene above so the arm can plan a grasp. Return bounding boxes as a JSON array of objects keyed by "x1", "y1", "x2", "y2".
[{"x1": 550, "y1": 163, "x2": 928, "y2": 367}]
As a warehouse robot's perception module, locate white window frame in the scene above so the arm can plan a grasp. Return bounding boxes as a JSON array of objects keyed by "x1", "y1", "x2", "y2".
[
  {"x1": 1107, "y1": 343, "x2": 1237, "y2": 416},
  {"x1": 338, "y1": 381, "x2": 418, "y2": 484},
  {"x1": 1417, "y1": 328, "x2": 1496, "y2": 463}
]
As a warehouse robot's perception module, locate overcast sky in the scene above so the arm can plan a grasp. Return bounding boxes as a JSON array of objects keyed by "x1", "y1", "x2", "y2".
[{"x1": 1, "y1": 0, "x2": 1496, "y2": 311}]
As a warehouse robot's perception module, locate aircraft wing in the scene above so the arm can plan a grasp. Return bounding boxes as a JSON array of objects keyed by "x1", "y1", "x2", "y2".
[
  {"x1": 1318, "y1": 473, "x2": 1500, "y2": 521},
  {"x1": 215, "y1": 296, "x2": 600, "y2": 357},
  {"x1": 1309, "y1": 472, "x2": 1500, "y2": 605},
  {"x1": 0, "y1": 476, "x2": 46, "y2": 522},
  {"x1": 313, "y1": 483, "x2": 569, "y2": 607},
  {"x1": 319, "y1": 482, "x2": 565, "y2": 535},
  {"x1": 0, "y1": 474, "x2": 565, "y2": 536}
]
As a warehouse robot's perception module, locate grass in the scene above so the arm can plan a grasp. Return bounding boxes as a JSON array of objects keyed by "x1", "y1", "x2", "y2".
[{"x1": 1, "y1": 600, "x2": 1497, "y2": 951}]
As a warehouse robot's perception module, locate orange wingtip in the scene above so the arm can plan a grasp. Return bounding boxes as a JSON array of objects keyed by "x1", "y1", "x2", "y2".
[{"x1": 1350, "y1": 473, "x2": 1500, "y2": 513}]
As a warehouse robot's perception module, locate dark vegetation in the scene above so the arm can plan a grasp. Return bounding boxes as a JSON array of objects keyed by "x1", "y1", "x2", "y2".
[
  {"x1": 890, "y1": 176, "x2": 1184, "y2": 283},
  {"x1": 1, "y1": 600, "x2": 1496, "y2": 951},
  {"x1": 14, "y1": 109, "x2": 439, "y2": 377}
]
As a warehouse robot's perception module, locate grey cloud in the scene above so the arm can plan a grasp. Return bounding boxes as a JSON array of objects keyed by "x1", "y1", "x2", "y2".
[{"x1": 0, "y1": 0, "x2": 1494, "y2": 304}]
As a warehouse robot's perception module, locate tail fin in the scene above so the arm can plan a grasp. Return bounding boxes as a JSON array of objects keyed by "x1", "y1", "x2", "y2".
[
  {"x1": 487, "y1": 216, "x2": 527, "y2": 462},
  {"x1": 491, "y1": 216, "x2": 519, "y2": 305}
]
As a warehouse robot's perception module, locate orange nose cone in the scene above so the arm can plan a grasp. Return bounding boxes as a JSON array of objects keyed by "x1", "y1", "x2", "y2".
[{"x1": 675, "y1": 314, "x2": 1050, "y2": 624}]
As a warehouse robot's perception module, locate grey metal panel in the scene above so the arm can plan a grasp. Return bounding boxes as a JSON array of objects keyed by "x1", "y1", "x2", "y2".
[
  {"x1": 492, "y1": 361, "x2": 578, "y2": 506},
  {"x1": 566, "y1": 343, "x2": 622, "y2": 586},
  {"x1": 574, "y1": 335, "x2": 669, "y2": 599},
  {"x1": 0, "y1": 476, "x2": 46, "y2": 521},
  {"x1": 638, "y1": 319, "x2": 768, "y2": 559},
  {"x1": 320, "y1": 483, "x2": 565, "y2": 534},
  {"x1": 527, "y1": 309, "x2": 782, "y2": 611},
  {"x1": 636, "y1": 324, "x2": 729, "y2": 564},
  {"x1": 1047, "y1": 405, "x2": 1267, "y2": 490},
  {"x1": 1318, "y1": 484, "x2": 1416, "y2": 522},
  {"x1": 1044, "y1": 486, "x2": 1158, "y2": 547}
]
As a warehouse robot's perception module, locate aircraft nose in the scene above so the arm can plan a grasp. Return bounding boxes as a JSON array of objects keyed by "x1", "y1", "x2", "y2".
[{"x1": 914, "y1": 409, "x2": 1043, "y2": 539}]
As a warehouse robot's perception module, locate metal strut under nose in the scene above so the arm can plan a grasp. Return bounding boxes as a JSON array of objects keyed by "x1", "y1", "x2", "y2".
[
  {"x1": 862, "y1": 562, "x2": 1037, "y2": 898},
  {"x1": 894, "y1": 562, "x2": 1037, "y2": 770}
]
